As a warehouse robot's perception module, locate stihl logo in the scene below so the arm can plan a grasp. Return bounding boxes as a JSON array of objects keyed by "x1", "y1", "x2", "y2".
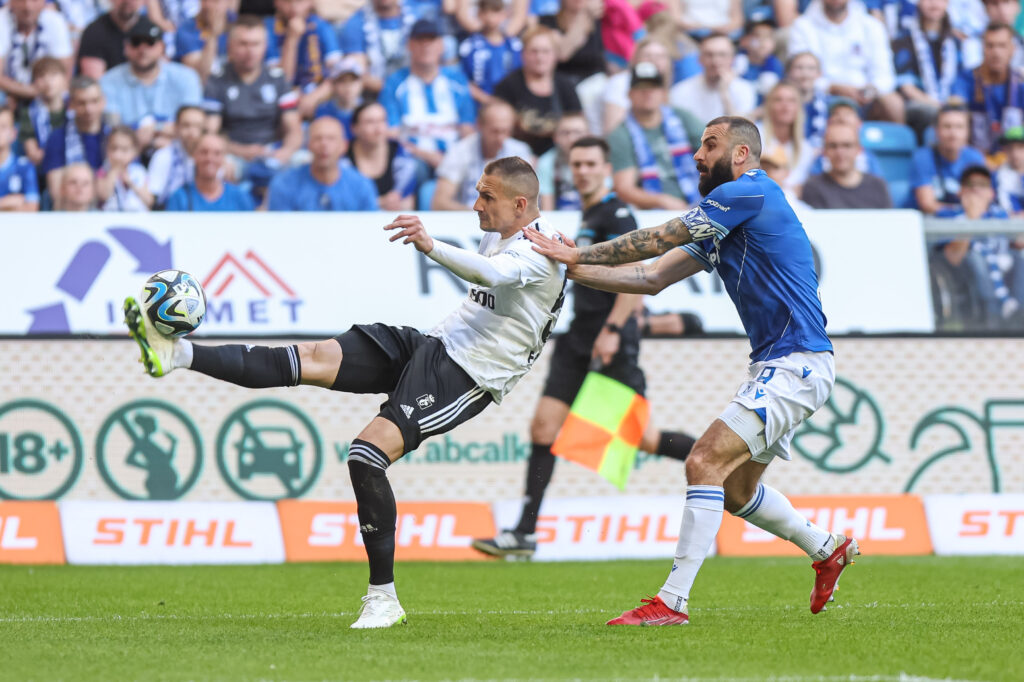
[
  {"x1": 308, "y1": 512, "x2": 471, "y2": 548},
  {"x1": 535, "y1": 513, "x2": 680, "y2": 544},
  {"x1": 93, "y1": 518, "x2": 254, "y2": 547},
  {"x1": 742, "y1": 506, "x2": 906, "y2": 542},
  {"x1": 959, "y1": 510, "x2": 1024, "y2": 537},
  {"x1": 0, "y1": 516, "x2": 38, "y2": 549}
]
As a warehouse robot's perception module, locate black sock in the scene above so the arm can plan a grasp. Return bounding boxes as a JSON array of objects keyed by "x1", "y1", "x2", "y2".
[
  {"x1": 514, "y1": 443, "x2": 555, "y2": 535},
  {"x1": 348, "y1": 440, "x2": 397, "y2": 586},
  {"x1": 656, "y1": 431, "x2": 696, "y2": 462},
  {"x1": 190, "y1": 344, "x2": 301, "y2": 388}
]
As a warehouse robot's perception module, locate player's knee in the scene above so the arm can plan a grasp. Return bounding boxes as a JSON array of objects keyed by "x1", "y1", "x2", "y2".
[
  {"x1": 684, "y1": 445, "x2": 725, "y2": 484},
  {"x1": 529, "y1": 412, "x2": 558, "y2": 445}
]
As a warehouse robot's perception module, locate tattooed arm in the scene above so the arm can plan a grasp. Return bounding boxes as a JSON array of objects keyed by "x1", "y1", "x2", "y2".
[
  {"x1": 574, "y1": 216, "x2": 693, "y2": 265},
  {"x1": 569, "y1": 248, "x2": 705, "y2": 294}
]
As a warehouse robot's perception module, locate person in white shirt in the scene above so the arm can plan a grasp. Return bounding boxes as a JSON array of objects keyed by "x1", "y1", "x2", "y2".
[
  {"x1": 669, "y1": 34, "x2": 757, "y2": 122},
  {"x1": 122, "y1": 155, "x2": 566, "y2": 630},
  {"x1": 432, "y1": 99, "x2": 534, "y2": 209},
  {"x1": 789, "y1": 0, "x2": 905, "y2": 122},
  {"x1": 0, "y1": 0, "x2": 73, "y2": 102}
]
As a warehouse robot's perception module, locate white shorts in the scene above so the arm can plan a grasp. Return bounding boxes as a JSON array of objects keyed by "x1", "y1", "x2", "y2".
[{"x1": 719, "y1": 350, "x2": 835, "y2": 464}]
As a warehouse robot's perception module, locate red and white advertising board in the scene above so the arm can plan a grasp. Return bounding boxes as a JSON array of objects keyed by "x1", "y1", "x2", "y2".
[{"x1": 924, "y1": 494, "x2": 1024, "y2": 555}]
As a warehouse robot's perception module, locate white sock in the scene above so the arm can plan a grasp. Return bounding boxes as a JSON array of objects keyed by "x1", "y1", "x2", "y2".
[
  {"x1": 171, "y1": 339, "x2": 193, "y2": 369},
  {"x1": 368, "y1": 582, "x2": 397, "y2": 599},
  {"x1": 658, "y1": 485, "x2": 724, "y2": 612},
  {"x1": 735, "y1": 483, "x2": 835, "y2": 560}
]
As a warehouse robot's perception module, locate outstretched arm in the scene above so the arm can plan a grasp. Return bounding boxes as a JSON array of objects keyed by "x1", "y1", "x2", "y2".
[
  {"x1": 569, "y1": 248, "x2": 705, "y2": 294},
  {"x1": 525, "y1": 215, "x2": 702, "y2": 266}
]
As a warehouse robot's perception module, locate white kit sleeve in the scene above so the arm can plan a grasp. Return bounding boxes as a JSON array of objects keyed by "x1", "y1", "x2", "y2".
[{"x1": 427, "y1": 239, "x2": 540, "y2": 288}]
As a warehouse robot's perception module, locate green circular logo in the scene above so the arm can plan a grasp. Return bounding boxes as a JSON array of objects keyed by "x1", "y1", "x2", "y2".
[
  {"x1": 216, "y1": 399, "x2": 322, "y2": 500},
  {"x1": 95, "y1": 399, "x2": 203, "y2": 500},
  {"x1": 792, "y1": 377, "x2": 891, "y2": 473},
  {"x1": 0, "y1": 399, "x2": 84, "y2": 500}
]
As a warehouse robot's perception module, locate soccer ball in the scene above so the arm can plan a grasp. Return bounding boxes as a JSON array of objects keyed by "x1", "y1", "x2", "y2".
[{"x1": 141, "y1": 270, "x2": 207, "y2": 337}]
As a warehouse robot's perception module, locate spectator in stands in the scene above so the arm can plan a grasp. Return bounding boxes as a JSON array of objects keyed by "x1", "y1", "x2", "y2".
[
  {"x1": 347, "y1": 101, "x2": 418, "y2": 211},
  {"x1": 995, "y1": 125, "x2": 1024, "y2": 213},
  {"x1": 458, "y1": 0, "x2": 523, "y2": 104},
  {"x1": 43, "y1": 76, "x2": 108, "y2": 206},
  {"x1": 789, "y1": 0, "x2": 905, "y2": 122},
  {"x1": 493, "y1": 25, "x2": 581, "y2": 156},
  {"x1": 17, "y1": 57, "x2": 68, "y2": 167},
  {"x1": 609, "y1": 61, "x2": 704, "y2": 210},
  {"x1": 455, "y1": 0, "x2": 528, "y2": 36},
  {"x1": 338, "y1": 0, "x2": 417, "y2": 95},
  {"x1": 148, "y1": 105, "x2": 204, "y2": 209},
  {"x1": 101, "y1": 16, "x2": 203, "y2": 149},
  {"x1": 166, "y1": 133, "x2": 255, "y2": 210},
  {"x1": 267, "y1": 116, "x2": 379, "y2": 210},
  {"x1": 892, "y1": 0, "x2": 964, "y2": 139},
  {"x1": 313, "y1": 57, "x2": 365, "y2": 140},
  {"x1": 538, "y1": 112, "x2": 588, "y2": 210},
  {"x1": 53, "y1": 0, "x2": 102, "y2": 43},
  {"x1": 96, "y1": 126, "x2": 152, "y2": 211},
  {"x1": 671, "y1": 0, "x2": 743, "y2": 39},
  {"x1": 758, "y1": 81, "x2": 815, "y2": 191},
  {"x1": 55, "y1": 162, "x2": 96, "y2": 210},
  {"x1": 786, "y1": 51, "x2": 829, "y2": 148},
  {"x1": 801, "y1": 121, "x2": 893, "y2": 208},
  {"x1": 177, "y1": 0, "x2": 263, "y2": 83},
  {"x1": 0, "y1": 0, "x2": 73, "y2": 103},
  {"x1": 602, "y1": 36, "x2": 675, "y2": 134},
  {"x1": 744, "y1": 0, "x2": 799, "y2": 28},
  {"x1": 431, "y1": 100, "x2": 533, "y2": 210},
  {"x1": 204, "y1": 16, "x2": 303, "y2": 197},
  {"x1": 736, "y1": 19, "x2": 784, "y2": 105},
  {"x1": 78, "y1": 0, "x2": 145, "y2": 79},
  {"x1": 669, "y1": 34, "x2": 758, "y2": 121},
  {"x1": 912, "y1": 102, "x2": 987, "y2": 213},
  {"x1": 538, "y1": 0, "x2": 604, "y2": 85},
  {"x1": 982, "y1": 0, "x2": 1024, "y2": 68},
  {"x1": 601, "y1": 0, "x2": 645, "y2": 71},
  {"x1": 265, "y1": 0, "x2": 341, "y2": 92},
  {"x1": 806, "y1": 99, "x2": 886, "y2": 177},
  {"x1": 382, "y1": 19, "x2": 476, "y2": 171},
  {"x1": 954, "y1": 22, "x2": 1024, "y2": 154},
  {"x1": 760, "y1": 146, "x2": 810, "y2": 210},
  {"x1": 0, "y1": 108, "x2": 39, "y2": 211}
]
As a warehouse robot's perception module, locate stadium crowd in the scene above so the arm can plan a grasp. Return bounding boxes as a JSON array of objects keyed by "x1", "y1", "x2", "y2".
[{"x1": 1, "y1": 0, "x2": 1022, "y2": 328}]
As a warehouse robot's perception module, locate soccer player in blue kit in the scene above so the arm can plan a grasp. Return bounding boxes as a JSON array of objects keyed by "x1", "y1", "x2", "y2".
[{"x1": 526, "y1": 116, "x2": 860, "y2": 626}]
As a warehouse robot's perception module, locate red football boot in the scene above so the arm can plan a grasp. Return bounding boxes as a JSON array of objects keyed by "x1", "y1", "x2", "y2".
[
  {"x1": 606, "y1": 596, "x2": 689, "y2": 626},
  {"x1": 810, "y1": 534, "x2": 861, "y2": 614}
]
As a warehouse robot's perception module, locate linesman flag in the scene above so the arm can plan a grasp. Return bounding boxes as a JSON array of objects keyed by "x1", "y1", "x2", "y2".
[{"x1": 551, "y1": 372, "x2": 650, "y2": 490}]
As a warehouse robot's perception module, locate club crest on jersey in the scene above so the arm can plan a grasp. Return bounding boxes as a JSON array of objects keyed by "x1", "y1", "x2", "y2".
[{"x1": 416, "y1": 394, "x2": 435, "y2": 410}]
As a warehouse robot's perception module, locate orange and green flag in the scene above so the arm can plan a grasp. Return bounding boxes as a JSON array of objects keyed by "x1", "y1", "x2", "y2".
[{"x1": 551, "y1": 372, "x2": 650, "y2": 490}]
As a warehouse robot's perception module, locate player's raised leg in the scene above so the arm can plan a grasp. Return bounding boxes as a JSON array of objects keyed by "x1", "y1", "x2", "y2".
[{"x1": 608, "y1": 419, "x2": 749, "y2": 626}]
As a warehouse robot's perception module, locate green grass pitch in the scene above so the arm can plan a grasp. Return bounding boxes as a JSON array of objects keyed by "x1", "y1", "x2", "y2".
[{"x1": 1, "y1": 556, "x2": 1021, "y2": 681}]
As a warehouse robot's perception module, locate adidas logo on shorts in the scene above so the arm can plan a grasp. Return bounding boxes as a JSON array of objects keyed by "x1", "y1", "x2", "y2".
[{"x1": 401, "y1": 404, "x2": 414, "y2": 418}]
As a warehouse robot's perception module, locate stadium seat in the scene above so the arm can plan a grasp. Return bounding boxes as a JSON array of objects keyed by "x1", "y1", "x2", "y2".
[{"x1": 860, "y1": 122, "x2": 917, "y2": 208}]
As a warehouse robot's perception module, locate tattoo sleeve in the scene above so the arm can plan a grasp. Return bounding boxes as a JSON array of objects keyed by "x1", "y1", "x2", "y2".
[
  {"x1": 576, "y1": 217, "x2": 693, "y2": 265},
  {"x1": 634, "y1": 265, "x2": 647, "y2": 281}
]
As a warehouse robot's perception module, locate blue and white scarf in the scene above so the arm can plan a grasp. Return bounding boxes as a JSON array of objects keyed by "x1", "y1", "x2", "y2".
[
  {"x1": 363, "y1": 6, "x2": 417, "y2": 81},
  {"x1": 64, "y1": 110, "x2": 108, "y2": 167},
  {"x1": 908, "y1": 20, "x2": 958, "y2": 102},
  {"x1": 553, "y1": 152, "x2": 580, "y2": 209},
  {"x1": 29, "y1": 97, "x2": 55, "y2": 148},
  {"x1": 973, "y1": 234, "x2": 1019, "y2": 318},
  {"x1": 625, "y1": 106, "x2": 699, "y2": 202},
  {"x1": 159, "y1": 141, "x2": 192, "y2": 206}
]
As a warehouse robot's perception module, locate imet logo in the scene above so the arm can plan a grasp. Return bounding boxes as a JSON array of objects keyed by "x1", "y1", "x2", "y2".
[
  {"x1": 705, "y1": 199, "x2": 730, "y2": 212},
  {"x1": 202, "y1": 251, "x2": 303, "y2": 325}
]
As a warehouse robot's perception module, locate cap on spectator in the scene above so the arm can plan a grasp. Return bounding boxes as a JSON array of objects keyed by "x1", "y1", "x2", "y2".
[
  {"x1": 128, "y1": 16, "x2": 163, "y2": 41},
  {"x1": 828, "y1": 96, "x2": 859, "y2": 115},
  {"x1": 410, "y1": 18, "x2": 442, "y2": 39},
  {"x1": 328, "y1": 56, "x2": 365, "y2": 80},
  {"x1": 630, "y1": 62, "x2": 664, "y2": 89},
  {"x1": 1000, "y1": 126, "x2": 1024, "y2": 145}
]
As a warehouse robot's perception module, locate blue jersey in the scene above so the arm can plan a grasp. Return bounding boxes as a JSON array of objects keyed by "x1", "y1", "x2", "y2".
[
  {"x1": 176, "y1": 13, "x2": 280, "y2": 63},
  {"x1": 679, "y1": 169, "x2": 832, "y2": 362},
  {"x1": 0, "y1": 153, "x2": 39, "y2": 202},
  {"x1": 459, "y1": 34, "x2": 522, "y2": 95},
  {"x1": 266, "y1": 162, "x2": 379, "y2": 211},
  {"x1": 380, "y1": 66, "x2": 475, "y2": 154},
  {"x1": 313, "y1": 99, "x2": 356, "y2": 140},
  {"x1": 265, "y1": 14, "x2": 341, "y2": 89},
  {"x1": 910, "y1": 145, "x2": 987, "y2": 208},
  {"x1": 166, "y1": 182, "x2": 254, "y2": 211}
]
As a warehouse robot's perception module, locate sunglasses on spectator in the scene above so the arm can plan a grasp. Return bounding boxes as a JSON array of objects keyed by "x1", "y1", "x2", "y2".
[{"x1": 129, "y1": 36, "x2": 159, "y2": 47}]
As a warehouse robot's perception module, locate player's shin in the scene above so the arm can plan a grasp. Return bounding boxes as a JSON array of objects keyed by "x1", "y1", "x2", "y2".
[
  {"x1": 514, "y1": 444, "x2": 556, "y2": 535},
  {"x1": 734, "y1": 483, "x2": 835, "y2": 560},
  {"x1": 188, "y1": 344, "x2": 302, "y2": 388},
  {"x1": 658, "y1": 486, "x2": 725, "y2": 612},
  {"x1": 348, "y1": 441, "x2": 398, "y2": 588}
]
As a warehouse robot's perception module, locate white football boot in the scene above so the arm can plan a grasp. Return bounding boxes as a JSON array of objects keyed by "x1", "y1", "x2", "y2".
[
  {"x1": 123, "y1": 296, "x2": 175, "y2": 378},
  {"x1": 350, "y1": 589, "x2": 407, "y2": 629}
]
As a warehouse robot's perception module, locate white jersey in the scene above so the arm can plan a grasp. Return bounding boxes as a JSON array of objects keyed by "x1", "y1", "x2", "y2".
[{"x1": 428, "y1": 218, "x2": 566, "y2": 402}]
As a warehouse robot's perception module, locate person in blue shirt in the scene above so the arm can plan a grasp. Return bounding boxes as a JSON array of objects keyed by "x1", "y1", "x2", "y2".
[
  {"x1": 337, "y1": 0, "x2": 418, "y2": 94},
  {"x1": 267, "y1": 116, "x2": 379, "y2": 210},
  {"x1": 0, "y1": 108, "x2": 40, "y2": 211},
  {"x1": 735, "y1": 20, "x2": 784, "y2": 105},
  {"x1": 458, "y1": 0, "x2": 523, "y2": 103},
  {"x1": 527, "y1": 116, "x2": 855, "y2": 627},
  {"x1": 313, "y1": 56, "x2": 366, "y2": 140},
  {"x1": 166, "y1": 133, "x2": 254, "y2": 211},
  {"x1": 265, "y1": 0, "x2": 341, "y2": 92},
  {"x1": 380, "y1": 19, "x2": 476, "y2": 171},
  {"x1": 43, "y1": 76, "x2": 109, "y2": 208},
  {"x1": 953, "y1": 22, "x2": 1024, "y2": 154},
  {"x1": 912, "y1": 103, "x2": 987, "y2": 213},
  {"x1": 176, "y1": 0, "x2": 280, "y2": 82}
]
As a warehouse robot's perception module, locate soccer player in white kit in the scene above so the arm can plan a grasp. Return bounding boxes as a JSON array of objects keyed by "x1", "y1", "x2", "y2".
[{"x1": 123, "y1": 157, "x2": 566, "y2": 629}]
